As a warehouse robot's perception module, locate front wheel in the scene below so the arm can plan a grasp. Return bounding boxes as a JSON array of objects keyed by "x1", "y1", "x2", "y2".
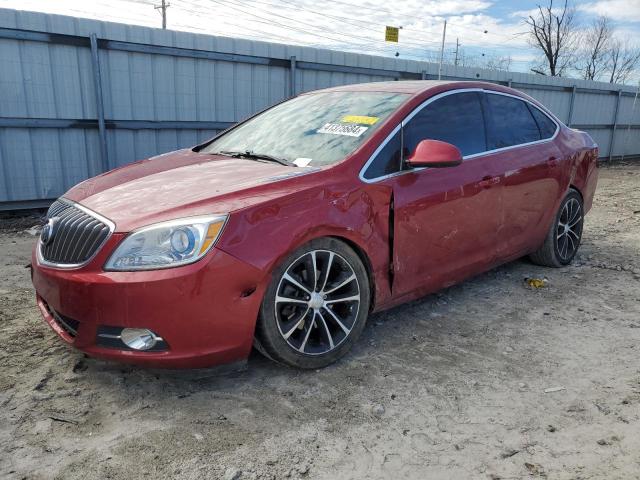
[
  {"x1": 255, "y1": 238, "x2": 370, "y2": 369},
  {"x1": 530, "y1": 189, "x2": 584, "y2": 267}
]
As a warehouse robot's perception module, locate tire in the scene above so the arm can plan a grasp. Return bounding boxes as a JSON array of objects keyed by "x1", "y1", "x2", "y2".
[
  {"x1": 530, "y1": 189, "x2": 584, "y2": 267},
  {"x1": 255, "y1": 237, "x2": 370, "y2": 369}
]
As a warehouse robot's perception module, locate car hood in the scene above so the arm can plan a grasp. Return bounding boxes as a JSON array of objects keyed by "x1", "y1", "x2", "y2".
[{"x1": 64, "y1": 149, "x2": 321, "y2": 232}]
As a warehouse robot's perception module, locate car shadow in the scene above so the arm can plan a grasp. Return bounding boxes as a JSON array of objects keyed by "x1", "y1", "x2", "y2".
[{"x1": 77, "y1": 236, "x2": 639, "y2": 402}]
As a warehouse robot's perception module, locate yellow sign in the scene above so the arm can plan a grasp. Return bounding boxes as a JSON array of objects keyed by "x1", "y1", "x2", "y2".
[
  {"x1": 342, "y1": 115, "x2": 379, "y2": 125},
  {"x1": 385, "y1": 26, "x2": 399, "y2": 43}
]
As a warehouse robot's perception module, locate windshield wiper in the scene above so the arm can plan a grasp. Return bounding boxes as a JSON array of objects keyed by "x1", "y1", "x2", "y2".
[{"x1": 216, "y1": 150, "x2": 296, "y2": 167}]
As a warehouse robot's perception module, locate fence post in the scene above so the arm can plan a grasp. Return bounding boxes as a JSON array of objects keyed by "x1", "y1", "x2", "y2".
[
  {"x1": 609, "y1": 89, "x2": 622, "y2": 162},
  {"x1": 421, "y1": 70, "x2": 427, "y2": 80},
  {"x1": 290, "y1": 55, "x2": 297, "y2": 97},
  {"x1": 89, "y1": 33, "x2": 108, "y2": 173},
  {"x1": 620, "y1": 83, "x2": 640, "y2": 163},
  {"x1": 567, "y1": 85, "x2": 577, "y2": 127}
]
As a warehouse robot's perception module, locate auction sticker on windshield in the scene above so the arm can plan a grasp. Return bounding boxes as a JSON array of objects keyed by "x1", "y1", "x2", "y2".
[
  {"x1": 317, "y1": 123, "x2": 368, "y2": 137},
  {"x1": 341, "y1": 115, "x2": 379, "y2": 125}
]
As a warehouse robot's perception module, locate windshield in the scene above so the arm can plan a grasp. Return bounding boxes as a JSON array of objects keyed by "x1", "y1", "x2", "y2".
[{"x1": 200, "y1": 91, "x2": 409, "y2": 167}]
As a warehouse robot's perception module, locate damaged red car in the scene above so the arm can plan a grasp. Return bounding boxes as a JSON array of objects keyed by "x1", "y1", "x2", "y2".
[{"x1": 31, "y1": 81, "x2": 599, "y2": 369}]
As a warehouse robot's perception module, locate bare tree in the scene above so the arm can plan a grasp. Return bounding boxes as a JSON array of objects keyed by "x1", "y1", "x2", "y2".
[
  {"x1": 485, "y1": 55, "x2": 513, "y2": 71},
  {"x1": 608, "y1": 39, "x2": 640, "y2": 84},
  {"x1": 525, "y1": 0, "x2": 578, "y2": 76},
  {"x1": 576, "y1": 16, "x2": 613, "y2": 80}
]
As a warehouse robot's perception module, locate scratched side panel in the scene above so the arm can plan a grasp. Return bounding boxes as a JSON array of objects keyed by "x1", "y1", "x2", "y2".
[{"x1": 217, "y1": 180, "x2": 394, "y2": 310}]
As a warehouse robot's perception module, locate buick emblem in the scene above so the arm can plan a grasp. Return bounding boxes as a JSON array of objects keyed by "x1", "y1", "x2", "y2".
[{"x1": 41, "y1": 217, "x2": 59, "y2": 246}]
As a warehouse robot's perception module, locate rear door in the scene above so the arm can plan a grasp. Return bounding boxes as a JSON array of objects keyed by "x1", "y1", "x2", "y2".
[
  {"x1": 482, "y1": 92, "x2": 563, "y2": 259},
  {"x1": 366, "y1": 90, "x2": 503, "y2": 300}
]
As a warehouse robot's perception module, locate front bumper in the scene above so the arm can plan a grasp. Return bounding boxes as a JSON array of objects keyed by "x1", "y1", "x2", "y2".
[{"x1": 31, "y1": 234, "x2": 267, "y2": 369}]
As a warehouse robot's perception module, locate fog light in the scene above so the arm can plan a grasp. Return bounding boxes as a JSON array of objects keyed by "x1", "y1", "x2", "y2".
[{"x1": 120, "y1": 328, "x2": 158, "y2": 351}]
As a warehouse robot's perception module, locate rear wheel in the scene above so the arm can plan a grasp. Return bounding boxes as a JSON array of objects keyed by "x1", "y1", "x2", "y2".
[
  {"x1": 255, "y1": 238, "x2": 370, "y2": 369},
  {"x1": 530, "y1": 189, "x2": 584, "y2": 267}
]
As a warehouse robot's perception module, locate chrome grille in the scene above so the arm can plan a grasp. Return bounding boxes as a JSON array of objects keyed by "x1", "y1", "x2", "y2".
[{"x1": 39, "y1": 199, "x2": 113, "y2": 267}]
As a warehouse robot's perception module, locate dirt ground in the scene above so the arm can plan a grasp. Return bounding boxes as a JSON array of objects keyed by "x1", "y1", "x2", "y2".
[{"x1": 1, "y1": 165, "x2": 639, "y2": 480}]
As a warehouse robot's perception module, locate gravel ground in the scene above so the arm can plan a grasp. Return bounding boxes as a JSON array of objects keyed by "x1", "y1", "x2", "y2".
[{"x1": 1, "y1": 164, "x2": 639, "y2": 480}]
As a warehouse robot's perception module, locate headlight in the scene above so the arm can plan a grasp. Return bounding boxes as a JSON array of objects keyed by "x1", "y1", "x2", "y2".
[{"x1": 105, "y1": 215, "x2": 227, "y2": 271}]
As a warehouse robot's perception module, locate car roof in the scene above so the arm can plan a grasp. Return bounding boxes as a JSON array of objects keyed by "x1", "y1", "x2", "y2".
[
  {"x1": 308, "y1": 80, "x2": 516, "y2": 97},
  {"x1": 304, "y1": 80, "x2": 556, "y2": 118}
]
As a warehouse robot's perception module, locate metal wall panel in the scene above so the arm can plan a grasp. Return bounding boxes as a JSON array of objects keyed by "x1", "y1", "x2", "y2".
[
  {"x1": 572, "y1": 92, "x2": 619, "y2": 125},
  {"x1": 0, "y1": 7, "x2": 638, "y2": 207},
  {"x1": 612, "y1": 128, "x2": 640, "y2": 157},
  {"x1": 589, "y1": 129, "x2": 612, "y2": 156},
  {"x1": 617, "y1": 93, "x2": 640, "y2": 125},
  {"x1": 519, "y1": 87, "x2": 572, "y2": 123}
]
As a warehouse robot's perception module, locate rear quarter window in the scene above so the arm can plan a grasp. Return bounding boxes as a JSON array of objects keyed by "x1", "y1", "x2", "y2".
[{"x1": 528, "y1": 104, "x2": 558, "y2": 139}]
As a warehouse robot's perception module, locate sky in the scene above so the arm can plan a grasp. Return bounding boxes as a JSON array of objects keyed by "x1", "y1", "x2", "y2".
[{"x1": 1, "y1": 0, "x2": 639, "y2": 80}]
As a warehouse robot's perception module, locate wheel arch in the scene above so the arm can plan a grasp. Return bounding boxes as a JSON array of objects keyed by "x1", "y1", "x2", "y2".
[
  {"x1": 218, "y1": 185, "x2": 393, "y2": 313},
  {"x1": 252, "y1": 233, "x2": 375, "y2": 368},
  {"x1": 263, "y1": 231, "x2": 378, "y2": 312},
  {"x1": 569, "y1": 183, "x2": 584, "y2": 200},
  {"x1": 328, "y1": 235, "x2": 376, "y2": 312}
]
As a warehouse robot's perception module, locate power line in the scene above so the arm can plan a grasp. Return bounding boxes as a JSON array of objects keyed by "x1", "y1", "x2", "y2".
[
  {"x1": 232, "y1": 0, "x2": 524, "y2": 47},
  {"x1": 213, "y1": 0, "x2": 437, "y2": 51},
  {"x1": 184, "y1": 0, "x2": 442, "y2": 56},
  {"x1": 172, "y1": 0, "x2": 535, "y2": 68},
  {"x1": 204, "y1": 0, "x2": 386, "y2": 49},
  {"x1": 170, "y1": 0, "x2": 429, "y2": 59},
  {"x1": 309, "y1": 0, "x2": 526, "y2": 41},
  {"x1": 172, "y1": 6, "x2": 388, "y2": 53},
  {"x1": 242, "y1": 0, "x2": 443, "y2": 46},
  {"x1": 213, "y1": 0, "x2": 532, "y2": 60}
]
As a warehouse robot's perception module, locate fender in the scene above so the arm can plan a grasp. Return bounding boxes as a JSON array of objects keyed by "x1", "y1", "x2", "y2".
[
  {"x1": 564, "y1": 130, "x2": 599, "y2": 213},
  {"x1": 217, "y1": 181, "x2": 394, "y2": 310}
]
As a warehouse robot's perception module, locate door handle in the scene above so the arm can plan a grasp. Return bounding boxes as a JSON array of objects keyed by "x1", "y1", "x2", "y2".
[
  {"x1": 478, "y1": 176, "x2": 501, "y2": 188},
  {"x1": 546, "y1": 156, "x2": 559, "y2": 166}
]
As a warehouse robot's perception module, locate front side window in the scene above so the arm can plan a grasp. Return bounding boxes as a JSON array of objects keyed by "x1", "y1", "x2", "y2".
[
  {"x1": 403, "y1": 92, "x2": 487, "y2": 158},
  {"x1": 363, "y1": 91, "x2": 487, "y2": 180},
  {"x1": 200, "y1": 91, "x2": 408, "y2": 167},
  {"x1": 485, "y1": 93, "x2": 541, "y2": 149}
]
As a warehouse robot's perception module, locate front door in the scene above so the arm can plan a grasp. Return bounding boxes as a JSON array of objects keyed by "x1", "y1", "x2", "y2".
[{"x1": 378, "y1": 90, "x2": 503, "y2": 300}]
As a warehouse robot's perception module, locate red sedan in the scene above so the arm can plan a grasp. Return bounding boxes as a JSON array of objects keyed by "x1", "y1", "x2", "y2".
[{"x1": 31, "y1": 81, "x2": 599, "y2": 369}]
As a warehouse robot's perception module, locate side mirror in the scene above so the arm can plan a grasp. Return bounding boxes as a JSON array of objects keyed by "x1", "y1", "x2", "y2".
[{"x1": 406, "y1": 139, "x2": 463, "y2": 168}]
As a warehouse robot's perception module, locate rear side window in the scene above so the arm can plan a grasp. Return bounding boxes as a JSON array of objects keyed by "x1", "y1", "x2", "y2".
[
  {"x1": 528, "y1": 104, "x2": 557, "y2": 139},
  {"x1": 485, "y1": 93, "x2": 540, "y2": 149},
  {"x1": 403, "y1": 92, "x2": 487, "y2": 157}
]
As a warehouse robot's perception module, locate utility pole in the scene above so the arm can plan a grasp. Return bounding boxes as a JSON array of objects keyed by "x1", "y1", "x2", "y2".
[
  {"x1": 154, "y1": 0, "x2": 170, "y2": 29},
  {"x1": 437, "y1": 19, "x2": 447, "y2": 80},
  {"x1": 454, "y1": 38, "x2": 460, "y2": 66}
]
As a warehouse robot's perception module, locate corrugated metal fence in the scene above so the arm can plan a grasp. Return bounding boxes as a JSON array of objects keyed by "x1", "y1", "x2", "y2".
[{"x1": 1, "y1": 8, "x2": 639, "y2": 209}]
